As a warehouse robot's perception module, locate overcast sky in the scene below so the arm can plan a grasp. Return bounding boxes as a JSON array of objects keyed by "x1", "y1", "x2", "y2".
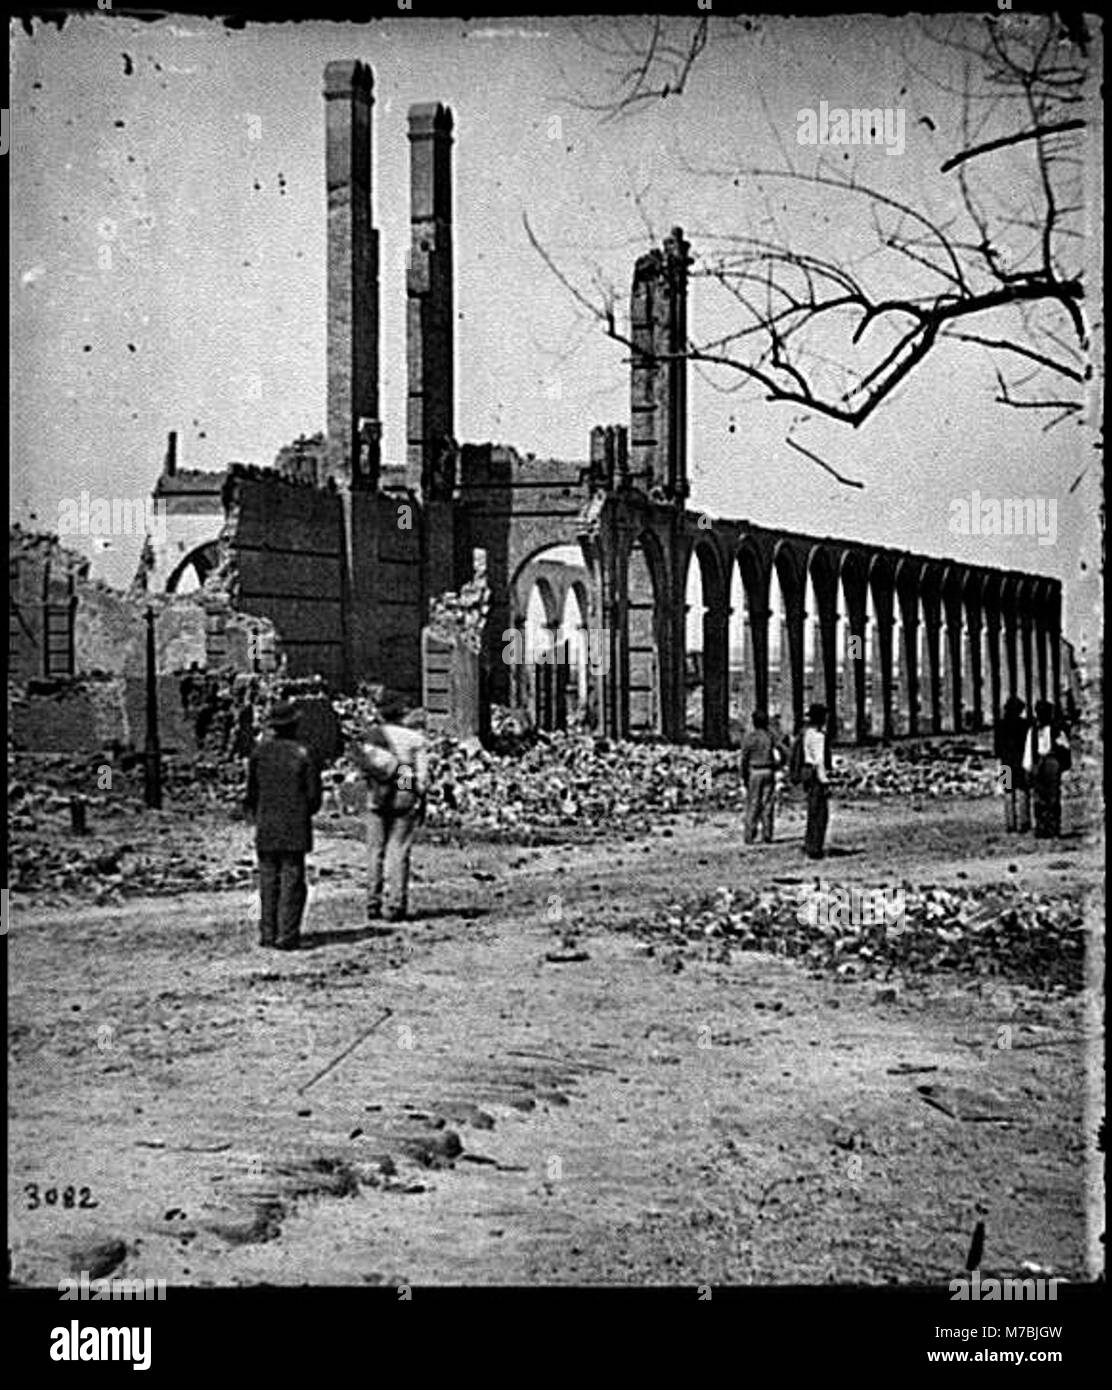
[{"x1": 9, "y1": 13, "x2": 1103, "y2": 659}]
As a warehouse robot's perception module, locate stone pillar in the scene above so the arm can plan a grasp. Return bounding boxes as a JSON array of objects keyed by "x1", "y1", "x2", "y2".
[
  {"x1": 1048, "y1": 586, "x2": 1062, "y2": 709},
  {"x1": 968, "y1": 613, "x2": 984, "y2": 731},
  {"x1": 748, "y1": 604, "x2": 769, "y2": 717},
  {"x1": 661, "y1": 228, "x2": 690, "y2": 503},
  {"x1": 985, "y1": 615, "x2": 1002, "y2": 724},
  {"x1": 407, "y1": 103, "x2": 454, "y2": 500},
  {"x1": 1003, "y1": 612, "x2": 1019, "y2": 701},
  {"x1": 324, "y1": 60, "x2": 380, "y2": 489},
  {"x1": 702, "y1": 600, "x2": 729, "y2": 747},
  {"x1": 1035, "y1": 610, "x2": 1049, "y2": 703},
  {"x1": 629, "y1": 229, "x2": 690, "y2": 501},
  {"x1": 1020, "y1": 611, "x2": 1034, "y2": 714},
  {"x1": 945, "y1": 617, "x2": 963, "y2": 733},
  {"x1": 923, "y1": 616, "x2": 943, "y2": 734},
  {"x1": 902, "y1": 614, "x2": 919, "y2": 737},
  {"x1": 629, "y1": 250, "x2": 661, "y2": 490},
  {"x1": 874, "y1": 611, "x2": 892, "y2": 739}
]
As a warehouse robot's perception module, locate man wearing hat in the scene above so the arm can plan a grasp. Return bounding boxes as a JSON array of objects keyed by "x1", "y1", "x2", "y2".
[
  {"x1": 994, "y1": 695, "x2": 1032, "y2": 833},
  {"x1": 244, "y1": 700, "x2": 323, "y2": 949}
]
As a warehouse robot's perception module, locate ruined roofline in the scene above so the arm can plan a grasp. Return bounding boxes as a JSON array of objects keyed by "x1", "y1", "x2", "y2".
[{"x1": 154, "y1": 468, "x2": 229, "y2": 496}]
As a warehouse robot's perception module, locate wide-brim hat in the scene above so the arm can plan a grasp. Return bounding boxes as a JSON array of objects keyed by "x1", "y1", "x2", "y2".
[{"x1": 269, "y1": 700, "x2": 300, "y2": 728}]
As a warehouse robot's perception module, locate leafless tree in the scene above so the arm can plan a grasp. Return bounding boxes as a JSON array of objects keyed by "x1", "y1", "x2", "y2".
[{"x1": 534, "y1": 12, "x2": 1095, "y2": 442}]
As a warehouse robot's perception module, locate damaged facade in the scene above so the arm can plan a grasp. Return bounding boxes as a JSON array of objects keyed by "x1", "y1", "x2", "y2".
[{"x1": 117, "y1": 58, "x2": 1063, "y2": 747}]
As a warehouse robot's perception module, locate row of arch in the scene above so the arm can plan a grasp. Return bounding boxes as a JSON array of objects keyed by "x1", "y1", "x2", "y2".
[{"x1": 513, "y1": 509, "x2": 1063, "y2": 745}]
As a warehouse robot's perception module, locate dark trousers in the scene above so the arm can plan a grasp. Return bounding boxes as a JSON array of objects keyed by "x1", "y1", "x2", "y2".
[
  {"x1": 1003, "y1": 766, "x2": 1031, "y2": 832},
  {"x1": 367, "y1": 800, "x2": 424, "y2": 919},
  {"x1": 258, "y1": 851, "x2": 308, "y2": 947},
  {"x1": 745, "y1": 769, "x2": 776, "y2": 843},
  {"x1": 804, "y1": 777, "x2": 829, "y2": 858},
  {"x1": 1033, "y1": 756, "x2": 1062, "y2": 838}
]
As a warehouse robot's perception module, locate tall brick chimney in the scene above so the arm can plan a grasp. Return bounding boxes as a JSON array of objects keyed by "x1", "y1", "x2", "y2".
[
  {"x1": 323, "y1": 60, "x2": 380, "y2": 490},
  {"x1": 406, "y1": 103, "x2": 455, "y2": 500},
  {"x1": 629, "y1": 227, "x2": 690, "y2": 500}
]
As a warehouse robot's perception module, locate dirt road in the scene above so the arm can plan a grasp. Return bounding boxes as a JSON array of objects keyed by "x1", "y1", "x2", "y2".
[{"x1": 8, "y1": 795, "x2": 1099, "y2": 1286}]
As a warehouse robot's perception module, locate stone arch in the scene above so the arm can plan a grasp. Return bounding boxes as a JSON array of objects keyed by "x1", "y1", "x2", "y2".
[
  {"x1": 867, "y1": 553, "x2": 897, "y2": 739},
  {"x1": 624, "y1": 528, "x2": 668, "y2": 736},
  {"x1": 941, "y1": 564, "x2": 966, "y2": 733},
  {"x1": 682, "y1": 538, "x2": 729, "y2": 745},
  {"x1": 561, "y1": 580, "x2": 591, "y2": 723},
  {"x1": 165, "y1": 540, "x2": 220, "y2": 594},
  {"x1": 729, "y1": 537, "x2": 766, "y2": 734},
  {"x1": 807, "y1": 543, "x2": 842, "y2": 739},
  {"x1": 895, "y1": 556, "x2": 925, "y2": 736},
  {"x1": 771, "y1": 538, "x2": 807, "y2": 732},
  {"x1": 919, "y1": 561, "x2": 946, "y2": 734},
  {"x1": 961, "y1": 569, "x2": 987, "y2": 731},
  {"x1": 981, "y1": 571, "x2": 1004, "y2": 722}
]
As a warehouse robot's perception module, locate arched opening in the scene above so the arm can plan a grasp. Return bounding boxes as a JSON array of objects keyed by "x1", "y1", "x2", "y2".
[
  {"x1": 728, "y1": 559, "x2": 752, "y2": 737},
  {"x1": 803, "y1": 569, "x2": 821, "y2": 710},
  {"x1": 165, "y1": 540, "x2": 219, "y2": 594},
  {"x1": 522, "y1": 576, "x2": 559, "y2": 728},
  {"x1": 684, "y1": 550, "x2": 705, "y2": 738},
  {"x1": 860, "y1": 584, "x2": 878, "y2": 737},
  {"x1": 627, "y1": 534, "x2": 663, "y2": 736},
  {"x1": 510, "y1": 543, "x2": 595, "y2": 732},
  {"x1": 562, "y1": 582, "x2": 590, "y2": 725},
  {"x1": 768, "y1": 560, "x2": 794, "y2": 728}
]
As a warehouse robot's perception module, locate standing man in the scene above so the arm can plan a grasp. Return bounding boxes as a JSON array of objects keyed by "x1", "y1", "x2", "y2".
[
  {"x1": 802, "y1": 702, "x2": 830, "y2": 860},
  {"x1": 994, "y1": 695, "x2": 1032, "y2": 833},
  {"x1": 1025, "y1": 700, "x2": 1071, "y2": 839},
  {"x1": 740, "y1": 708, "x2": 779, "y2": 844},
  {"x1": 354, "y1": 692, "x2": 429, "y2": 924},
  {"x1": 245, "y1": 701, "x2": 322, "y2": 950}
]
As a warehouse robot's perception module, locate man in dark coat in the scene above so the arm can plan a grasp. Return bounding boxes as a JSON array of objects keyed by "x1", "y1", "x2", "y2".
[
  {"x1": 1026, "y1": 699, "x2": 1071, "y2": 839},
  {"x1": 994, "y1": 695, "x2": 1031, "y2": 832},
  {"x1": 245, "y1": 701, "x2": 322, "y2": 950}
]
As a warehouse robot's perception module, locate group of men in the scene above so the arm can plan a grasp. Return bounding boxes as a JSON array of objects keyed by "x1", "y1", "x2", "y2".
[
  {"x1": 243, "y1": 692, "x2": 428, "y2": 951},
  {"x1": 994, "y1": 696, "x2": 1073, "y2": 838},
  {"x1": 242, "y1": 685, "x2": 1071, "y2": 949},
  {"x1": 739, "y1": 703, "x2": 832, "y2": 859}
]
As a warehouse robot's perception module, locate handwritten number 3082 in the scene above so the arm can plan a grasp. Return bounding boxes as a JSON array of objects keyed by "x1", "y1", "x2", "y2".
[{"x1": 24, "y1": 1184, "x2": 97, "y2": 1210}]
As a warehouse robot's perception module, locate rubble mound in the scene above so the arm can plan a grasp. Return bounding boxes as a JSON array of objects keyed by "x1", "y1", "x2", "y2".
[{"x1": 643, "y1": 881, "x2": 1088, "y2": 994}]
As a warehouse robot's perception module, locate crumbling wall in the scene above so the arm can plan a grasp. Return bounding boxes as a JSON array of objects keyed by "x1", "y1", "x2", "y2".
[
  {"x1": 456, "y1": 445, "x2": 589, "y2": 704},
  {"x1": 349, "y1": 487, "x2": 424, "y2": 700},
  {"x1": 221, "y1": 465, "x2": 346, "y2": 684},
  {"x1": 423, "y1": 550, "x2": 490, "y2": 740},
  {"x1": 8, "y1": 526, "x2": 88, "y2": 680}
]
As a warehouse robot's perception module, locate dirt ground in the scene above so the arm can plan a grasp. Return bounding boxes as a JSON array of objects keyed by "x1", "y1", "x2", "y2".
[{"x1": 8, "y1": 786, "x2": 1102, "y2": 1288}]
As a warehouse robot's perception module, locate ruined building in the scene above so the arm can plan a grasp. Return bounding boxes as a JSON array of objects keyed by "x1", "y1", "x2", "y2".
[{"x1": 130, "y1": 58, "x2": 1063, "y2": 747}]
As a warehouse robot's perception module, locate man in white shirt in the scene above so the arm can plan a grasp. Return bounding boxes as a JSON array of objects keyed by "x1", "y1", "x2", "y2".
[
  {"x1": 353, "y1": 692, "x2": 430, "y2": 924},
  {"x1": 802, "y1": 702, "x2": 830, "y2": 859}
]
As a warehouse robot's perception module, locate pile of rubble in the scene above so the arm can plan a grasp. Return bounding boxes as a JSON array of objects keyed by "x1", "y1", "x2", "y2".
[
  {"x1": 422, "y1": 734, "x2": 746, "y2": 840},
  {"x1": 830, "y1": 740, "x2": 1000, "y2": 799},
  {"x1": 644, "y1": 881, "x2": 1086, "y2": 993},
  {"x1": 426, "y1": 558, "x2": 491, "y2": 655}
]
